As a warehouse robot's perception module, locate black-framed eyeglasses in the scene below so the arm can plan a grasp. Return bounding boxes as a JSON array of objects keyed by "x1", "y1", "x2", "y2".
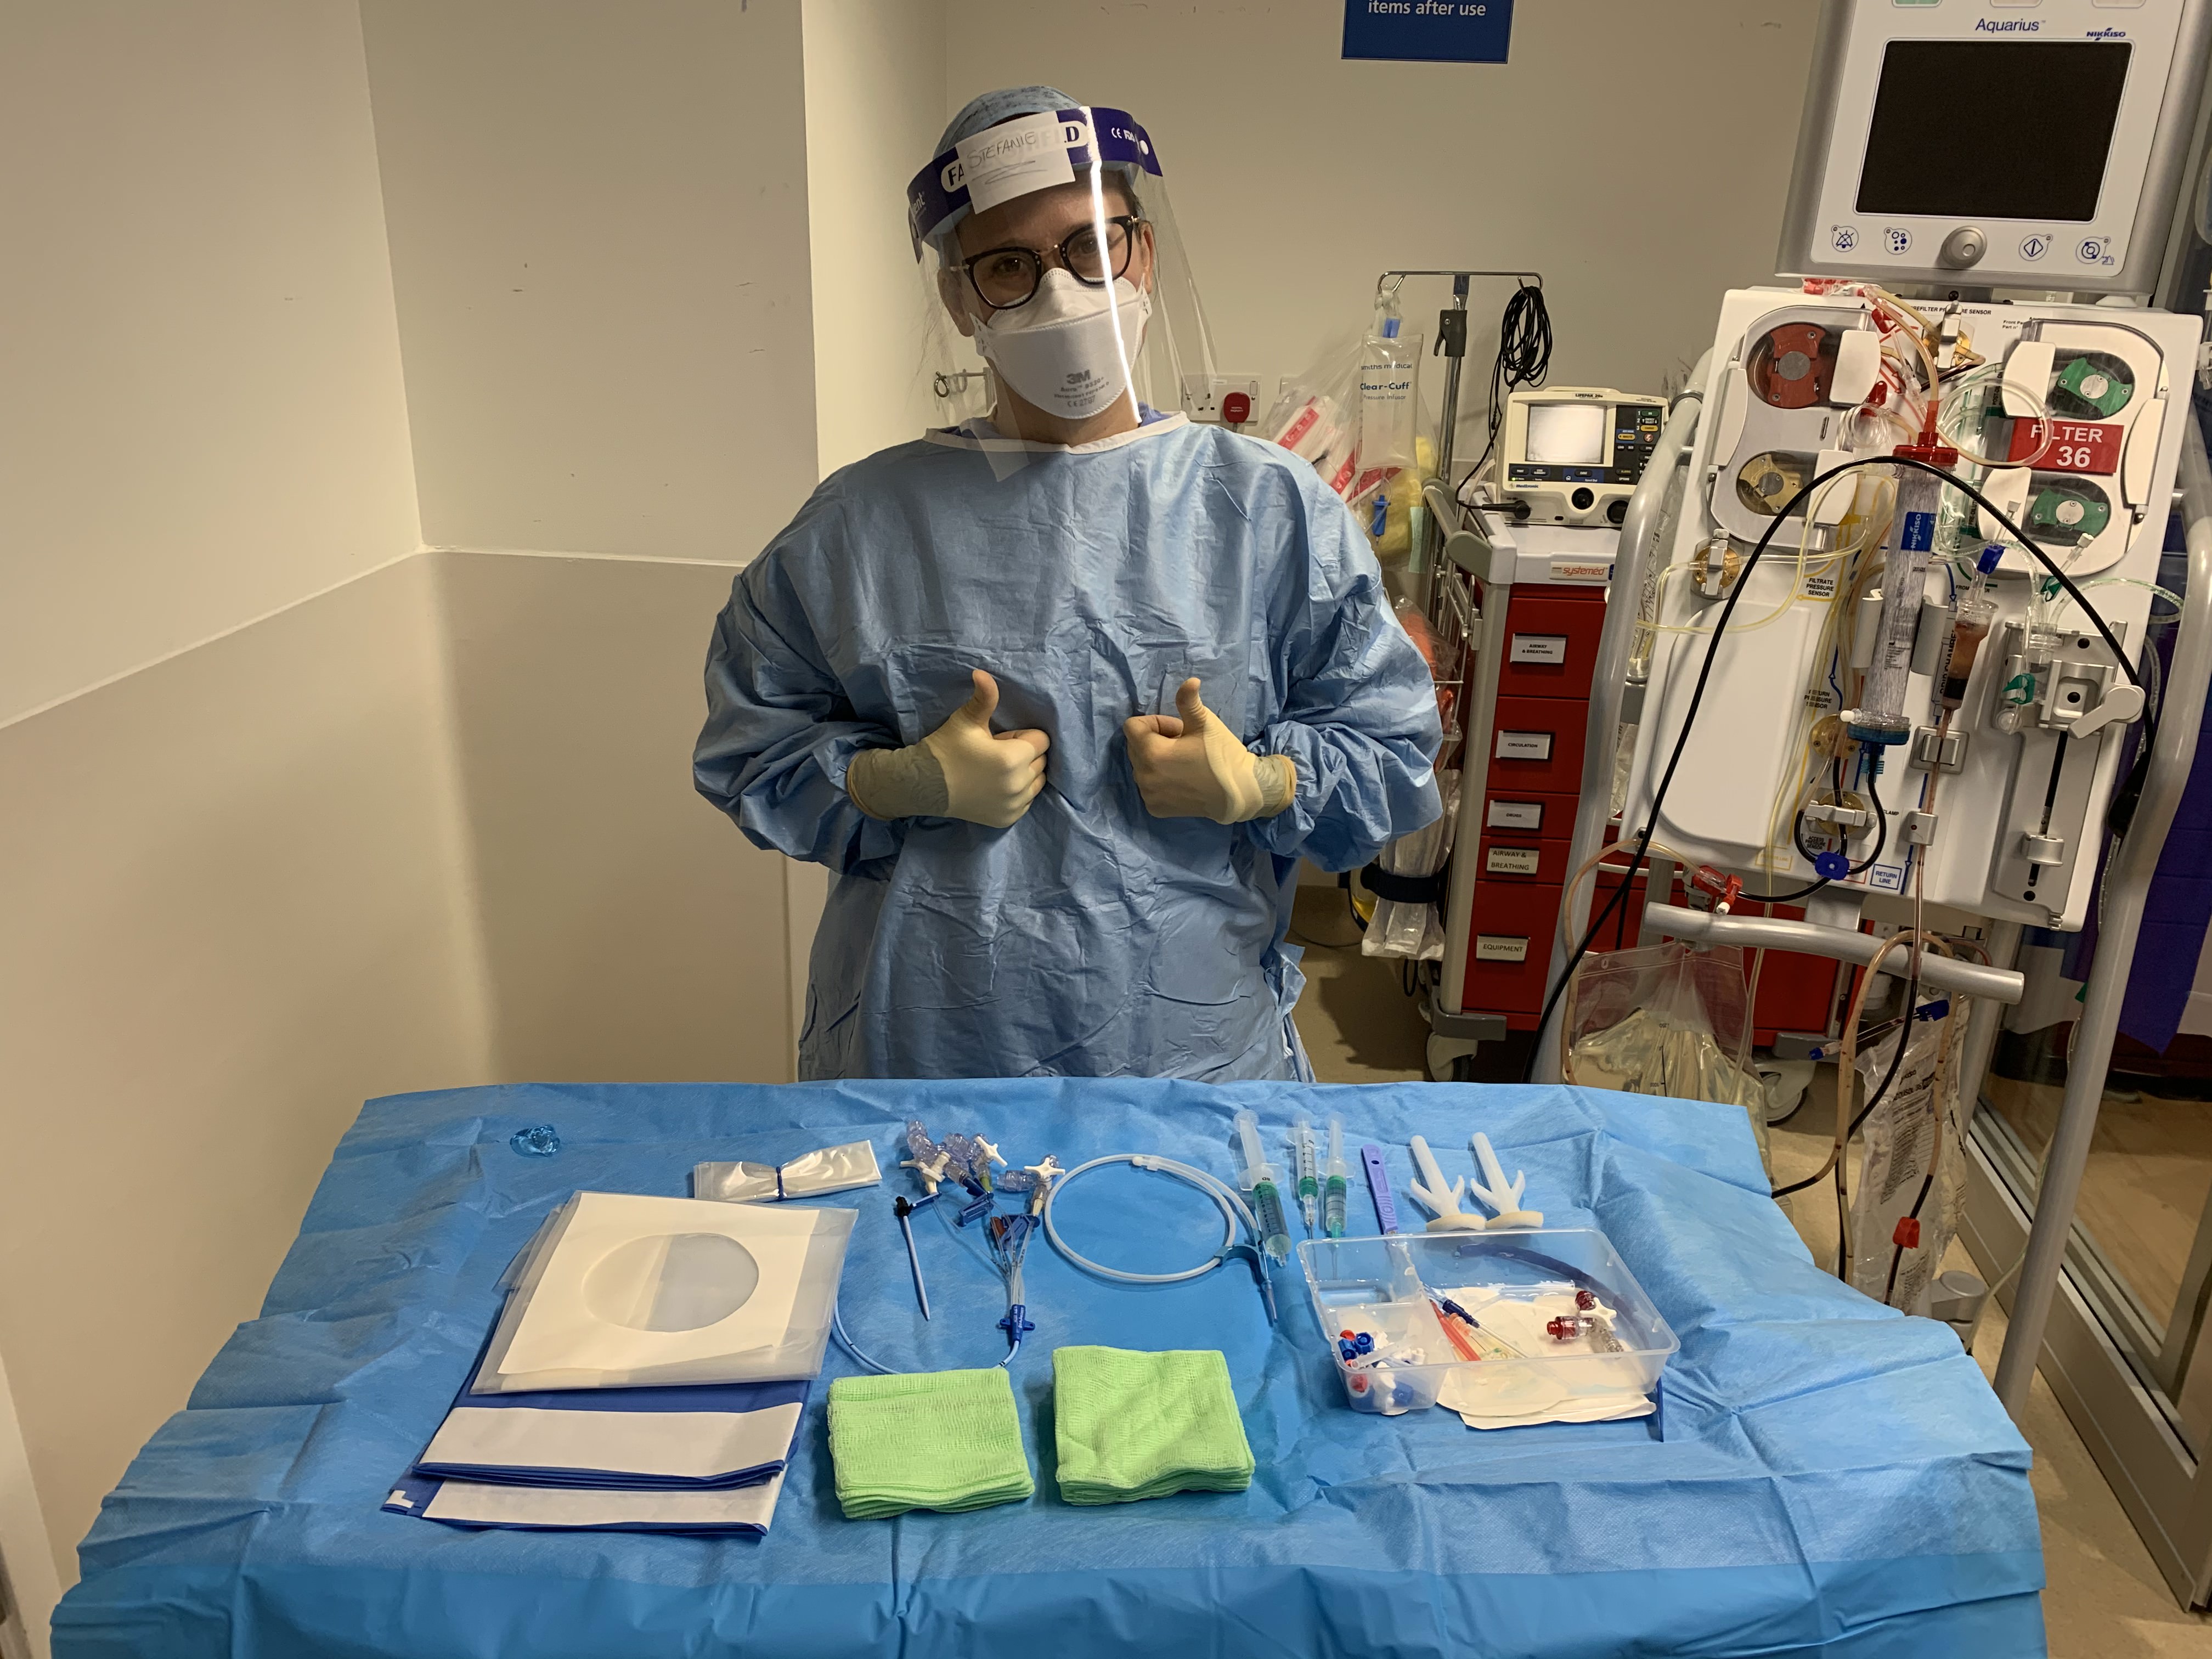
[{"x1": 961, "y1": 216, "x2": 1143, "y2": 311}]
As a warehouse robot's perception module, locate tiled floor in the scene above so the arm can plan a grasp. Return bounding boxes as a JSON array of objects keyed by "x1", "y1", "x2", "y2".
[{"x1": 1288, "y1": 895, "x2": 2212, "y2": 1655}]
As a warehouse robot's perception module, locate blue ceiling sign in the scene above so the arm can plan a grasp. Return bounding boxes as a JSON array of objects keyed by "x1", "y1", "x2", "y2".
[{"x1": 1342, "y1": 0, "x2": 1515, "y2": 63}]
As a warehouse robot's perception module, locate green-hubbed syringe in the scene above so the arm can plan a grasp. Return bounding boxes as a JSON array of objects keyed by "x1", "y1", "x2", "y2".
[
  {"x1": 1233, "y1": 1108, "x2": 1291, "y2": 1262},
  {"x1": 1323, "y1": 1114, "x2": 1350, "y2": 1238}
]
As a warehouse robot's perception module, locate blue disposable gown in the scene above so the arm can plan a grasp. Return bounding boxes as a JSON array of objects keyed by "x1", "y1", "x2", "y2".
[{"x1": 695, "y1": 414, "x2": 1442, "y2": 1081}]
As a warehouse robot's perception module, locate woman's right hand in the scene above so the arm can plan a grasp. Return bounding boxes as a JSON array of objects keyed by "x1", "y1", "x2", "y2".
[{"x1": 847, "y1": 670, "x2": 1049, "y2": 827}]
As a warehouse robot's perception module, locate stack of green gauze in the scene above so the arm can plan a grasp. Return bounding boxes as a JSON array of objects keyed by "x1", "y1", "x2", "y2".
[
  {"x1": 1052, "y1": 1346, "x2": 1254, "y2": 1505},
  {"x1": 826, "y1": 1367, "x2": 1034, "y2": 1520}
]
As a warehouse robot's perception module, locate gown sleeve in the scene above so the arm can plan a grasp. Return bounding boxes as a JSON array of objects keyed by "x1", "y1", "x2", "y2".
[
  {"x1": 693, "y1": 505, "x2": 905, "y2": 875},
  {"x1": 1246, "y1": 482, "x2": 1444, "y2": 872}
]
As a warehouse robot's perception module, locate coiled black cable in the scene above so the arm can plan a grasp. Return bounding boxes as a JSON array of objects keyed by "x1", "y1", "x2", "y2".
[{"x1": 1461, "y1": 283, "x2": 1553, "y2": 490}]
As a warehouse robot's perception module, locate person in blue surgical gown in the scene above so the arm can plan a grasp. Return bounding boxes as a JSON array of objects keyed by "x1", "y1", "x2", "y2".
[{"x1": 695, "y1": 86, "x2": 1442, "y2": 1081}]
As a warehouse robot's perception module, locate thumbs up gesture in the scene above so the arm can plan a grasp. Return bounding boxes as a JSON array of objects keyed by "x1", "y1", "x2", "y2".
[
  {"x1": 1123, "y1": 678, "x2": 1296, "y2": 824},
  {"x1": 847, "y1": 669, "x2": 1049, "y2": 827},
  {"x1": 919, "y1": 670, "x2": 1050, "y2": 827}
]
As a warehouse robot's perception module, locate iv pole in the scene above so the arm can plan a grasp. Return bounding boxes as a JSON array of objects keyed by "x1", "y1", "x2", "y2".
[{"x1": 1994, "y1": 421, "x2": 2212, "y2": 1418}]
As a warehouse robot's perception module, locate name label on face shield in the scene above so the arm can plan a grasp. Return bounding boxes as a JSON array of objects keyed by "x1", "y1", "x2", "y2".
[{"x1": 955, "y1": 111, "x2": 1077, "y2": 215}]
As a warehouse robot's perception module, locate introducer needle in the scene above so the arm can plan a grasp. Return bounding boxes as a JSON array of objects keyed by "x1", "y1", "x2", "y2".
[{"x1": 894, "y1": 1194, "x2": 932, "y2": 1319}]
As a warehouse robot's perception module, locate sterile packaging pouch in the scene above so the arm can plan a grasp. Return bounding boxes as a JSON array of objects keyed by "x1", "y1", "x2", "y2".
[
  {"x1": 383, "y1": 1470, "x2": 788, "y2": 1536},
  {"x1": 692, "y1": 1140, "x2": 882, "y2": 1203},
  {"x1": 472, "y1": 1192, "x2": 854, "y2": 1392},
  {"x1": 1362, "y1": 767, "x2": 1459, "y2": 961},
  {"x1": 1848, "y1": 1003, "x2": 1970, "y2": 1314},
  {"x1": 1564, "y1": 940, "x2": 1768, "y2": 1170},
  {"x1": 416, "y1": 1375, "x2": 807, "y2": 1491}
]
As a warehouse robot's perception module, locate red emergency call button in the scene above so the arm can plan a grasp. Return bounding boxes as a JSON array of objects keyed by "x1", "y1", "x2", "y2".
[{"x1": 1222, "y1": 391, "x2": 1252, "y2": 425}]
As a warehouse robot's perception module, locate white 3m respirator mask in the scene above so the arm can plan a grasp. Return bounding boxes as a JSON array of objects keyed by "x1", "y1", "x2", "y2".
[{"x1": 972, "y1": 269, "x2": 1152, "y2": 423}]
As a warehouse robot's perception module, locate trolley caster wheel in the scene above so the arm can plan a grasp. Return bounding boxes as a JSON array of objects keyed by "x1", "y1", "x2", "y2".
[{"x1": 1427, "y1": 1034, "x2": 1482, "y2": 1082}]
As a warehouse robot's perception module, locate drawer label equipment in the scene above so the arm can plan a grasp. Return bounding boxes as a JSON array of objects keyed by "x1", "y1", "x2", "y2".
[
  {"x1": 1475, "y1": 936, "x2": 1530, "y2": 963},
  {"x1": 1486, "y1": 846, "x2": 1542, "y2": 876},
  {"x1": 1496, "y1": 730, "x2": 1555, "y2": 761},
  {"x1": 1509, "y1": 634, "x2": 1569, "y2": 665},
  {"x1": 1488, "y1": 799, "x2": 1544, "y2": 830}
]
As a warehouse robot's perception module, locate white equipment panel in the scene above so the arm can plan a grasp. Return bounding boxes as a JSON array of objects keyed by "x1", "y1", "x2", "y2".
[
  {"x1": 1620, "y1": 286, "x2": 2201, "y2": 931},
  {"x1": 1777, "y1": 0, "x2": 2211, "y2": 296}
]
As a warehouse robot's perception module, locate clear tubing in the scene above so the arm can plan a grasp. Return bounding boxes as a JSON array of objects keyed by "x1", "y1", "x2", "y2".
[
  {"x1": 1040, "y1": 1153, "x2": 1260, "y2": 1285},
  {"x1": 1324, "y1": 1115, "x2": 1349, "y2": 1239},
  {"x1": 1852, "y1": 467, "x2": 1946, "y2": 744},
  {"x1": 1292, "y1": 1114, "x2": 1319, "y2": 1233}
]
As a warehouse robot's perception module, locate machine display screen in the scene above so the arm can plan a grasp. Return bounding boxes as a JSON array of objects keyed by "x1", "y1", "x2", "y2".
[
  {"x1": 1856, "y1": 41, "x2": 2129, "y2": 222},
  {"x1": 1525, "y1": 403, "x2": 1609, "y2": 466}
]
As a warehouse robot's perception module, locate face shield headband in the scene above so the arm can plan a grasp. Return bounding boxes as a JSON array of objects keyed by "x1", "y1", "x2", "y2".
[{"x1": 906, "y1": 106, "x2": 1164, "y2": 261}]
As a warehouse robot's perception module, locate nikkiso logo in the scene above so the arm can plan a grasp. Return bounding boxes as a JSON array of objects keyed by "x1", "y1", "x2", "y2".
[
  {"x1": 1974, "y1": 15, "x2": 2040, "y2": 30},
  {"x1": 2087, "y1": 25, "x2": 2128, "y2": 37}
]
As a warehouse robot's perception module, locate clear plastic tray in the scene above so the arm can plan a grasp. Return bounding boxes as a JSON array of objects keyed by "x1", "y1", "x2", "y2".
[{"x1": 1298, "y1": 1229, "x2": 1678, "y2": 1417}]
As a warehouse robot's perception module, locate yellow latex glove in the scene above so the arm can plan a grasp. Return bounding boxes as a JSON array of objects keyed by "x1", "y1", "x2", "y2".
[
  {"x1": 848, "y1": 670, "x2": 1049, "y2": 827},
  {"x1": 1124, "y1": 678, "x2": 1296, "y2": 823}
]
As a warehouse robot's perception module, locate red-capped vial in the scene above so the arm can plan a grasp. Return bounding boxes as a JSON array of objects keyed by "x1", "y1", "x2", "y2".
[
  {"x1": 1575, "y1": 1289, "x2": 1596, "y2": 1311},
  {"x1": 1547, "y1": 1315, "x2": 1581, "y2": 1342}
]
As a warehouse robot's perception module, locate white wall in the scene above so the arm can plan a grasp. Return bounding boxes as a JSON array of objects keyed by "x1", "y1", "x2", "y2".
[
  {"x1": 433, "y1": 550, "x2": 795, "y2": 1080},
  {"x1": 0, "y1": 7, "x2": 471, "y2": 1620},
  {"x1": 0, "y1": 0, "x2": 421, "y2": 725},
  {"x1": 803, "y1": 0, "x2": 951, "y2": 475},
  {"x1": 359, "y1": 0, "x2": 820, "y2": 561},
  {"x1": 360, "y1": 0, "x2": 823, "y2": 1080},
  {"x1": 787, "y1": 0, "x2": 954, "y2": 1047},
  {"x1": 946, "y1": 0, "x2": 1818, "y2": 444}
]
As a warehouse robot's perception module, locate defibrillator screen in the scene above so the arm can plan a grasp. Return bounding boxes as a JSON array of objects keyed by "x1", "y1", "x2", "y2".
[
  {"x1": 1525, "y1": 403, "x2": 1609, "y2": 466},
  {"x1": 1855, "y1": 40, "x2": 2129, "y2": 222}
]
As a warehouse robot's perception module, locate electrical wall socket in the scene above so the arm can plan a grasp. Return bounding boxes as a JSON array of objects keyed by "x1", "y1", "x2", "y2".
[{"x1": 1181, "y1": 374, "x2": 1261, "y2": 426}]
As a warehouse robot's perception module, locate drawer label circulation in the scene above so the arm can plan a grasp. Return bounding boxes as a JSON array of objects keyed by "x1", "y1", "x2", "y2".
[{"x1": 1496, "y1": 730, "x2": 1555, "y2": 761}]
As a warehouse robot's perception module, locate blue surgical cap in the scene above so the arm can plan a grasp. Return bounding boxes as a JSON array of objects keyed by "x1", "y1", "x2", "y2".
[{"x1": 934, "y1": 84, "x2": 1080, "y2": 161}]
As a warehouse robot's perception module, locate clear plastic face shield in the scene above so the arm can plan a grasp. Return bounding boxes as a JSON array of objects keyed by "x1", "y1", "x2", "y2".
[{"x1": 907, "y1": 105, "x2": 1215, "y2": 458}]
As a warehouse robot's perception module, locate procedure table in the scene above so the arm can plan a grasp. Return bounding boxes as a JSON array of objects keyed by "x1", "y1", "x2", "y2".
[{"x1": 54, "y1": 1077, "x2": 2044, "y2": 1657}]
